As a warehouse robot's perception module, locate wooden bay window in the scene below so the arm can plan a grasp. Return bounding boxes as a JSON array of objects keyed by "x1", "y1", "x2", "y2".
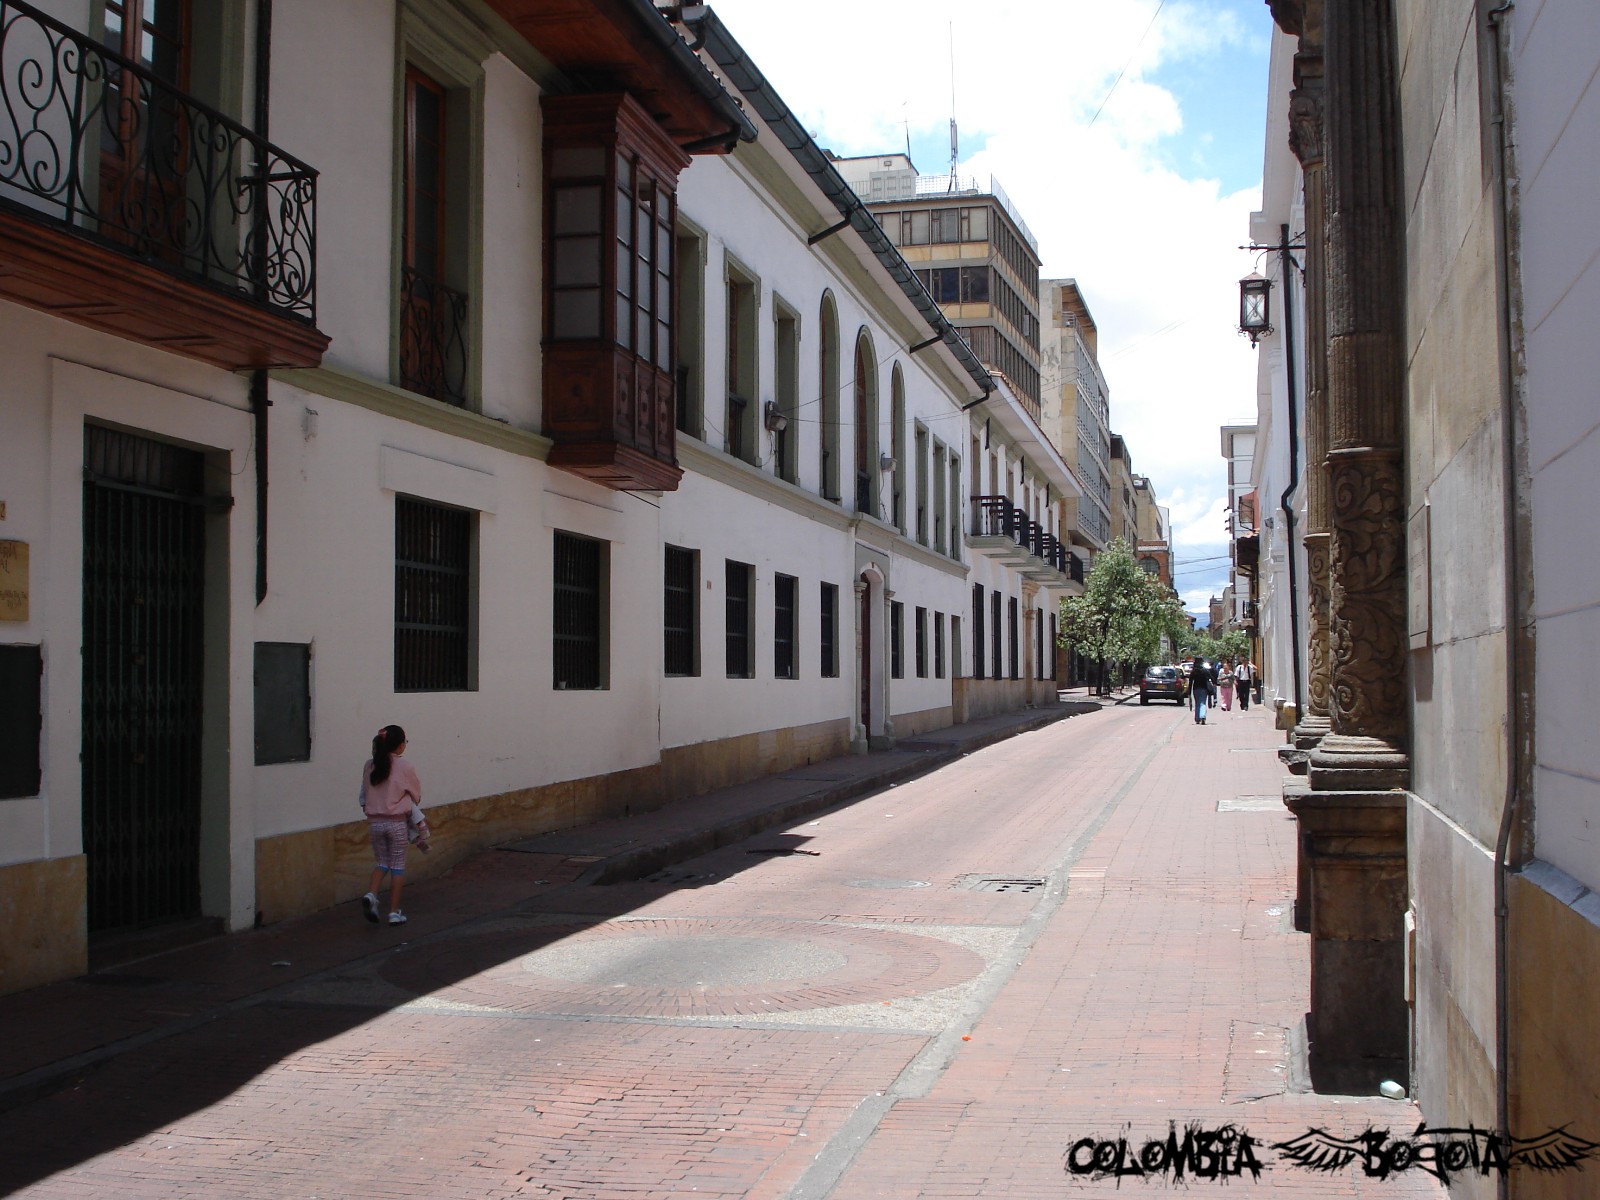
[{"x1": 542, "y1": 93, "x2": 689, "y2": 491}]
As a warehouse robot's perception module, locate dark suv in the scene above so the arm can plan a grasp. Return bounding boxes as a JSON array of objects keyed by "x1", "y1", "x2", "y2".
[{"x1": 1140, "y1": 665, "x2": 1185, "y2": 705}]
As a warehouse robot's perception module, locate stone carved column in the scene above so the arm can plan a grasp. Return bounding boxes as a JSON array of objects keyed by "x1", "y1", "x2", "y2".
[
  {"x1": 1308, "y1": 0, "x2": 1409, "y2": 792},
  {"x1": 1272, "y1": 0, "x2": 1412, "y2": 1091},
  {"x1": 1290, "y1": 41, "x2": 1335, "y2": 755}
]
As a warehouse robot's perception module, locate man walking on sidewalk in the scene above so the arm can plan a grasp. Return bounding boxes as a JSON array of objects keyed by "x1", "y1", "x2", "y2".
[
  {"x1": 1236, "y1": 659, "x2": 1252, "y2": 711},
  {"x1": 1190, "y1": 658, "x2": 1213, "y2": 724}
]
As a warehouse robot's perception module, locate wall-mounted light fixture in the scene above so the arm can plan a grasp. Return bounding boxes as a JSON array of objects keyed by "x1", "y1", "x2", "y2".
[
  {"x1": 1238, "y1": 272, "x2": 1273, "y2": 346},
  {"x1": 763, "y1": 401, "x2": 788, "y2": 433},
  {"x1": 879, "y1": 452, "x2": 896, "y2": 472}
]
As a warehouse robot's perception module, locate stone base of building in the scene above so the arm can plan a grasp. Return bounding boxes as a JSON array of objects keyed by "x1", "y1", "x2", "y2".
[
  {"x1": 1309, "y1": 733, "x2": 1410, "y2": 792},
  {"x1": 0, "y1": 856, "x2": 87, "y2": 997},
  {"x1": 1283, "y1": 786, "x2": 1409, "y2": 1093},
  {"x1": 951, "y1": 677, "x2": 1060, "y2": 724},
  {"x1": 1507, "y1": 860, "x2": 1600, "y2": 1199}
]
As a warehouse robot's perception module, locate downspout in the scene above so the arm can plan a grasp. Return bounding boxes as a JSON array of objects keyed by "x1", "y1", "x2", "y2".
[
  {"x1": 252, "y1": 0, "x2": 273, "y2": 606},
  {"x1": 1484, "y1": 3, "x2": 1529, "y2": 1190},
  {"x1": 1276, "y1": 223, "x2": 1305, "y2": 720}
]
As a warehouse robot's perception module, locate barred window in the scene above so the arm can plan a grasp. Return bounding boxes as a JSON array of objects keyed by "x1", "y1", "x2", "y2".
[
  {"x1": 726, "y1": 560, "x2": 753, "y2": 678},
  {"x1": 664, "y1": 544, "x2": 697, "y2": 677},
  {"x1": 972, "y1": 583, "x2": 985, "y2": 678},
  {"x1": 1008, "y1": 596, "x2": 1019, "y2": 680},
  {"x1": 395, "y1": 496, "x2": 473, "y2": 692},
  {"x1": 890, "y1": 601, "x2": 904, "y2": 679},
  {"x1": 915, "y1": 607, "x2": 928, "y2": 678},
  {"x1": 553, "y1": 532, "x2": 605, "y2": 689},
  {"x1": 991, "y1": 591, "x2": 1003, "y2": 681},
  {"x1": 774, "y1": 573, "x2": 797, "y2": 680},
  {"x1": 820, "y1": 581, "x2": 839, "y2": 678},
  {"x1": 934, "y1": 611, "x2": 946, "y2": 679}
]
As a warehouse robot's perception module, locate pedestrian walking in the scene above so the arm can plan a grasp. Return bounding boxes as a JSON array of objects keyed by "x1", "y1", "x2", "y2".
[
  {"x1": 1236, "y1": 659, "x2": 1252, "y2": 711},
  {"x1": 1218, "y1": 659, "x2": 1236, "y2": 712},
  {"x1": 359, "y1": 724, "x2": 427, "y2": 926},
  {"x1": 1190, "y1": 658, "x2": 1213, "y2": 724}
]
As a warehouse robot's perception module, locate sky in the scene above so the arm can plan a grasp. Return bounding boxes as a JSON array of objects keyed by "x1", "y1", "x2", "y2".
[{"x1": 702, "y1": 0, "x2": 1273, "y2": 615}]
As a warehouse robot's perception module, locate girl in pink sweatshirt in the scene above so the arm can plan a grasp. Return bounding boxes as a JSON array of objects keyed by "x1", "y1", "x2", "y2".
[{"x1": 359, "y1": 725, "x2": 427, "y2": 925}]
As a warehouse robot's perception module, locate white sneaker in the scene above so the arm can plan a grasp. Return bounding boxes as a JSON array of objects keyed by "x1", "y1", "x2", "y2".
[
  {"x1": 362, "y1": 892, "x2": 380, "y2": 924},
  {"x1": 388, "y1": 910, "x2": 407, "y2": 925}
]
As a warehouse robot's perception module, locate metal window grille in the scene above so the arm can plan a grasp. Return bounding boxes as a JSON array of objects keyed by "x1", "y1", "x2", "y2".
[
  {"x1": 972, "y1": 583, "x2": 985, "y2": 678},
  {"x1": 663, "y1": 544, "x2": 697, "y2": 677},
  {"x1": 725, "y1": 560, "x2": 752, "y2": 677},
  {"x1": 890, "y1": 601, "x2": 904, "y2": 679},
  {"x1": 553, "y1": 532, "x2": 603, "y2": 689},
  {"x1": 395, "y1": 497, "x2": 472, "y2": 691},
  {"x1": 1050, "y1": 613, "x2": 1058, "y2": 680},
  {"x1": 774, "y1": 573, "x2": 797, "y2": 680},
  {"x1": 934, "y1": 611, "x2": 945, "y2": 678},
  {"x1": 991, "y1": 592, "x2": 1003, "y2": 680},
  {"x1": 1009, "y1": 597, "x2": 1020, "y2": 680},
  {"x1": 915, "y1": 607, "x2": 927, "y2": 678},
  {"x1": 1036, "y1": 607, "x2": 1046, "y2": 680},
  {"x1": 820, "y1": 581, "x2": 838, "y2": 678}
]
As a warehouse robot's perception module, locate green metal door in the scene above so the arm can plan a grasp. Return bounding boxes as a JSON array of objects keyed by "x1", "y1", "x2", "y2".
[{"x1": 82, "y1": 425, "x2": 207, "y2": 934}]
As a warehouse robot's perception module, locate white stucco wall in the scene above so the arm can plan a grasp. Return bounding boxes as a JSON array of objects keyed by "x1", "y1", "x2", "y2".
[{"x1": 1517, "y1": 0, "x2": 1600, "y2": 892}]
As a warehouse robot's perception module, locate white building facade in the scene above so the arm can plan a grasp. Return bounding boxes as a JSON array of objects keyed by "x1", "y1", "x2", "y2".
[{"x1": 0, "y1": 0, "x2": 1065, "y2": 995}]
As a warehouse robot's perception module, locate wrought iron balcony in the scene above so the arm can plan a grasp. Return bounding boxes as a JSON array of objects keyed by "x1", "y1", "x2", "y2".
[
  {"x1": 399, "y1": 267, "x2": 468, "y2": 407},
  {"x1": 0, "y1": 0, "x2": 325, "y2": 368}
]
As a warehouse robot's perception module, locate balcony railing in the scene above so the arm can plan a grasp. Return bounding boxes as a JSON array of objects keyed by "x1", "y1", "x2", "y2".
[
  {"x1": 399, "y1": 267, "x2": 468, "y2": 406},
  {"x1": 0, "y1": 0, "x2": 317, "y2": 321},
  {"x1": 971, "y1": 496, "x2": 1079, "y2": 581}
]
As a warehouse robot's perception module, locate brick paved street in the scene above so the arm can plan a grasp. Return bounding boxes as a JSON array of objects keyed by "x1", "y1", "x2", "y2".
[{"x1": 0, "y1": 699, "x2": 1448, "y2": 1198}]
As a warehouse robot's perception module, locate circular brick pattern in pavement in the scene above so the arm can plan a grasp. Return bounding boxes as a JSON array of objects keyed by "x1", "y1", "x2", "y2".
[{"x1": 379, "y1": 917, "x2": 986, "y2": 1017}]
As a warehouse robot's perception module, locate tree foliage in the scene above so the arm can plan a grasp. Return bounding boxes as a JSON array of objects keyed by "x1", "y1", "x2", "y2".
[
  {"x1": 1180, "y1": 627, "x2": 1250, "y2": 663},
  {"x1": 1056, "y1": 539, "x2": 1188, "y2": 682}
]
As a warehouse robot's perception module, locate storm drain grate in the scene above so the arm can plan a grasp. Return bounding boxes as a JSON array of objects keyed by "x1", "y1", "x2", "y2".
[{"x1": 962, "y1": 876, "x2": 1047, "y2": 894}]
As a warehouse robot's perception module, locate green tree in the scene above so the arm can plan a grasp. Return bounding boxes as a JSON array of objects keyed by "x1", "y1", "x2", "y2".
[{"x1": 1057, "y1": 539, "x2": 1188, "y2": 695}]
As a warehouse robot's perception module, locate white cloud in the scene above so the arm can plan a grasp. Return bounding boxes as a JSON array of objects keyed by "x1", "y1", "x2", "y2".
[{"x1": 705, "y1": 0, "x2": 1265, "y2": 586}]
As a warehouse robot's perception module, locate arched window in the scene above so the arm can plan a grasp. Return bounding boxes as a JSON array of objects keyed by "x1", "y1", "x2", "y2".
[
  {"x1": 819, "y1": 293, "x2": 840, "y2": 500},
  {"x1": 854, "y1": 330, "x2": 879, "y2": 515}
]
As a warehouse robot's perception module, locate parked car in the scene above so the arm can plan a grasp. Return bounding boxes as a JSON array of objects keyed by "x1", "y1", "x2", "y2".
[{"x1": 1140, "y1": 665, "x2": 1186, "y2": 705}]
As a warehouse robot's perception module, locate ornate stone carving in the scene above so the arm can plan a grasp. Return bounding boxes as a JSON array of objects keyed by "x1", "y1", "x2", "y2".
[
  {"x1": 1304, "y1": 531, "x2": 1332, "y2": 718},
  {"x1": 1326, "y1": 452, "x2": 1407, "y2": 741},
  {"x1": 1266, "y1": 0, "x2": 1305, "y2": 37},
  {"x1": 1288, "y1": 86, "x2": 1323, "y2": 168}
]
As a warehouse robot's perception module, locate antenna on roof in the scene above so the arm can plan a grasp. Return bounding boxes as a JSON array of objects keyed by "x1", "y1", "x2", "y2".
[{"x1": 947, "y1": 22, "x2": 959, "y2": 189}]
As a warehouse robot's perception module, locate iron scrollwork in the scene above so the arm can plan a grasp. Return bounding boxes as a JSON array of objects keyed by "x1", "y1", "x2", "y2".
[{"x1": 0, "y1": 0, "x2": 317, "y2": 321}]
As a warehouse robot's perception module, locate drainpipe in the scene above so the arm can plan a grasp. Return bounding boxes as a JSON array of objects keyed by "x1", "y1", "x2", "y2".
[
  {"x1": 1484, "y1": 3, "x2": 1530, "y2": 1192},
  {"x1": 252, "y1": 0, "x2": 273, "y2": 605},
  {"x1": 1275, "y1": 223, "x2": 1305, "y2": 720}
]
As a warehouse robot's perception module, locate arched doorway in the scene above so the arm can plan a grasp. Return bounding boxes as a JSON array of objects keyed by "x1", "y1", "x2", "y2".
[{"x1": 853, "y1": 564, "x2": 890, "y2": 751}]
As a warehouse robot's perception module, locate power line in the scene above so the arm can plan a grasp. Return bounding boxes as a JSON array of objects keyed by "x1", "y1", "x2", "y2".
[{"x1": 1086, "y1": 0, "x2": 1169, "y2": 131}]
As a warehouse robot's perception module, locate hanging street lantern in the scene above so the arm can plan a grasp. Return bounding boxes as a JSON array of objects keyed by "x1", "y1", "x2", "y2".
[{"x1": 1238, "y1": 272, "x2": 1274, "y2": 346}]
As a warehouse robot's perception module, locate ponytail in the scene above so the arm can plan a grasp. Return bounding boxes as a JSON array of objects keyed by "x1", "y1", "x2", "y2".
[{"x1": 370, "y1": 724, "x2": 406, "y2": 786}]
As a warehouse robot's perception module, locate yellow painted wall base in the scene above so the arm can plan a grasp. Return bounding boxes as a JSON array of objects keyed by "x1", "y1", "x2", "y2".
[
  {"x1": 1508, "y1": 865, "x2": 1600, "y2": 1199},
  {"x1": 255, "y1": 715, "x2": 854, "y2": 925},
  {"x1": 951, "y1": 677, "x2": 1059, "y2": 724},
  {"x1": 0, "y1": 855, "x2": 87, "y2": 997}
]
